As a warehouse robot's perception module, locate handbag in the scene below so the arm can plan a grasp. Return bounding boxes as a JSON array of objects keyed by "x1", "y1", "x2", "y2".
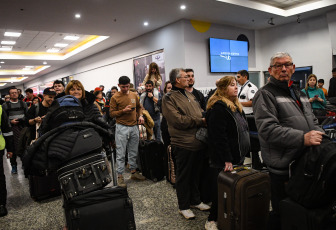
[{"x1": 195, "y1": 127, "x2": 208, "y2": 144}]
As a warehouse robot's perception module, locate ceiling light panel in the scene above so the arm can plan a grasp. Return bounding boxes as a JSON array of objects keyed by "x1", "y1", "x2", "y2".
[
  {"x1": 46, "y1": 48, "x2": 60, "y2": 53},
  {"x1": 54, "y1": 43, "x2": 68, "y2": 47},
  {"x1": 64, "y1": 35, "x2": 79, "y2": 41},
  {"x1": 0, "y1": 29, "x2": 108, "y2": 60},
  {"x1": 1, "y1": 41, "x2": 16, "y2": 45},
  {"x1": 0, "y1": 46, "x2": 13, "y2": 51},
  {"x1": 4, "y1": 32, "x2": 21, "y2": 37}
]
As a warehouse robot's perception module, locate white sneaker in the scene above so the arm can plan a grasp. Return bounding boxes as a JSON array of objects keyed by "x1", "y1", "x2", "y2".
[
  {"x1": 205, "y1": 220, "x2": 218, "y2": 230},
  {"x1": 191, "y1": 202, "x2": 211, "y2": 211},
  {"x1": 179, "y1": 209, "x2": 195, "y2": 220}
]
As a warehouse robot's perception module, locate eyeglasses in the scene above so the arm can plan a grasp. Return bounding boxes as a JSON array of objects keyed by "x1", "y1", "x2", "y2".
[{"x1": 271, "y1": 62, "x2": 294, "y2": 70}]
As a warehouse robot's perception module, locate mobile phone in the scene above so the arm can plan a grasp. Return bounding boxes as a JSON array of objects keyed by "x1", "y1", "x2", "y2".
[
  {"x1": 314, "y1": 95, "x2": 318, "y2": 98},
  {"x1": 131, "y1": 107, "x2": 136, "y2": 110}
]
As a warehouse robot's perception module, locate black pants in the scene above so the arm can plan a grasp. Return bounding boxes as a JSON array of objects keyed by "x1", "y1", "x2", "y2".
[
  {"x1": 208, "y1": 167, "x2": 222, "y2": 221},
  {"x1": 0, "y1": 150, "x2": 7, "y2": 205},
  {"x1": 10, "y1": 125, "x2": 23, "y2": 166},
  {"x1": 268, "y1": 172, "x2": 289, "y2": 230},
  {"x1": 172, "y1": 145, "x2": 202, "y2": 210}
]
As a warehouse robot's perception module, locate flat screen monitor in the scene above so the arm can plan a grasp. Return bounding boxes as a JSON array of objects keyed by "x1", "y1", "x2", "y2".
[{"x1": 209, "y1": 38, "x2": 248, "y2": 73}]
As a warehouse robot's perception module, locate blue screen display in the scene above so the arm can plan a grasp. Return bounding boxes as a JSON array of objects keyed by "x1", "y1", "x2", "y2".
[{"x1": 209, "y1": 38, "x2": 248, "y2": 72}]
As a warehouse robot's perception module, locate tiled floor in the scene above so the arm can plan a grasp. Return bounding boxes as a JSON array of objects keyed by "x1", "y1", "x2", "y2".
[{"x1": 0, "y1": 156, "x2": 209, "y2": 230}]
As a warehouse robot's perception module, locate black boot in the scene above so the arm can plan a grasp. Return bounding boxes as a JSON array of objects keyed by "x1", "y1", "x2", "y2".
[{"x1": 0, "y1": 205, "x2": 8, "y2": 217}]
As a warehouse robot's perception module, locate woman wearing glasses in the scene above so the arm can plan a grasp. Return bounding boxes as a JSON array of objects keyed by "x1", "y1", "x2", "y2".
[{"x1": 204, "y1": 76, "x2": 250, "y2": 230}]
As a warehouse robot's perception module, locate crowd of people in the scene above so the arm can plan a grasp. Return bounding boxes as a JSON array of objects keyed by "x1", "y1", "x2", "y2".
[{"x1": 0, "y1": 52, "x2": 336, "y2": 230}]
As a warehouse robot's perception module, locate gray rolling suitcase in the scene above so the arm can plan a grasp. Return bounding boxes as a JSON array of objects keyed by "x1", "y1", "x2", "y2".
[{"x1": 57, "y1": 151, "x2": 112, "y2": 200}]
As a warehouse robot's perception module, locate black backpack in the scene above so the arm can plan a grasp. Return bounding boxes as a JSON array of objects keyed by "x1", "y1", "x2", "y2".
[
  {"x1": 286, "y1": 136, "x2": 336, "y2": 208},
  {"x1": 42, "y1": 95, "x2": 85, "y2": 133}
]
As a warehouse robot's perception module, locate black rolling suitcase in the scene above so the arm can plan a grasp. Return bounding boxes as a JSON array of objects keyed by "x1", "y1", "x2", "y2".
[
  {"x1": 29, "y1": 171, "x2": 61, "y2": 201},
  {"x1": 63, "y1": 186, "x2": 136, "y2": 230},
  {"x1": 280, "y1": 198, "x2": 336, "y2": 230},
  {"x1": 63, "y1": 145, "x2": 137, "y2": 230},
  {"x1": 217, "y1": 167, "x2": 270, "y2": 230},
  {"x1": 57, "y1": 152, "x2": 112, "y2": 200},
  {"x1": 138, "y1": 140, "x2": 165, "y2": 182}
]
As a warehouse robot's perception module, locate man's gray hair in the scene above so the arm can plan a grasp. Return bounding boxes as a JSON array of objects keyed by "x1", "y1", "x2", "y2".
[
  {"x1": 269, "y1": 52, "x2": 293, "y2": 66},
  {"x1": 170, "y1": 68, "x2": 185, "y2": 85}
]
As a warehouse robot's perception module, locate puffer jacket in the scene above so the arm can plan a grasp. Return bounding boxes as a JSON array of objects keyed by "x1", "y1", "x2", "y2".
[
  {"x1": 253, "y1": 77, "x2": 323, "y2": 175},
  {"x1": 23, "y1": 121, "x2": 111, "y2": 176}
]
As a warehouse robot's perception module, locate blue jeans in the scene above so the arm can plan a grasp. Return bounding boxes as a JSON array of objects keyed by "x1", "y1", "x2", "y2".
[
  {"x1": 153, "y1": 117, "x2": 161, "y2": 141},
  {"x1": 115, "y1": 124, "x2": 139, "y2": 175}
]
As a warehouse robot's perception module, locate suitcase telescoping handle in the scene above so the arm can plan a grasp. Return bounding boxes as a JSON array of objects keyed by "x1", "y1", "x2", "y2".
[{"x1": 104, "y1": 144, "x2": 118, "y2": 187}]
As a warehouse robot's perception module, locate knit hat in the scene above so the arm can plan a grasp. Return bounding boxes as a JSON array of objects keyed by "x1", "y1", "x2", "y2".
[{"x1": 94, "y1": 87, "x2": 102, "y2": 92}]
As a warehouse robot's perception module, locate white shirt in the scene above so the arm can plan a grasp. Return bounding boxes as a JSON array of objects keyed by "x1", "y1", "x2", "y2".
[{"x1": 238, "y1": 80, "x2": 258, "y2": 114}]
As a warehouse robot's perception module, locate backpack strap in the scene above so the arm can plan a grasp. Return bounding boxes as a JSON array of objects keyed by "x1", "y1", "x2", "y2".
[
  {"x1": 305, "y1": 89, "x2": 310, "y2": 99},
  {"x1": 35, "y1": 103, "x2": 40, "y2": 117},
  {"x1": 5, "y1": 100, "x2": 26, "y2": 115}
]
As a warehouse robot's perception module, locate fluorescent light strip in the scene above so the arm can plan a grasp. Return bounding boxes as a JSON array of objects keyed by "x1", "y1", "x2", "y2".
[
  {"x1": 1, "y1": 41, "x2": 16, "y2": 45},
  {"x1": 54, "y1": 43, "x2": 68, "y2": 47},
  {"x1": 47, "y1": 48, "x2": 60, "y2": 53},
  {"x1": 0, "y1": 83, "x2": 7, "y2": 87},
  {"x1": 0, "y1": 46, "x2": 12, "y2": 51},
  {"x1": 4, "y1": 32, "x2": 21, "y2": 37},
  {"x1": 64, "y1": 36, "x2": 79, "y2": 41}
]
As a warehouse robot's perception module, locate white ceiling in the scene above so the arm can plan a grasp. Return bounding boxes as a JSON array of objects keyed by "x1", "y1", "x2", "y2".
[{"x1": 0, "y1": 0, "x2": 336, "y2": 87}]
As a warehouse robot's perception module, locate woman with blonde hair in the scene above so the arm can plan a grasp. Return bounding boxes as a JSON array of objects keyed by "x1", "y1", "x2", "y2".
[
  {"x1": 204, "y1": 76, "x2": 250, "y2": 230},
  {"x1": 302, "y1": 74, "x2": 326, "y2": 117}
]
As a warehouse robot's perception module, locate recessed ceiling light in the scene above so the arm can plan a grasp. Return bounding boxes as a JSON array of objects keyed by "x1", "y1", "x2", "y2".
[
  {"x1": 1, "y1": 41, "x2": 16, "y2": 45},
  {"x1": 75, "y1": 13, "x2": 81, "y2": 18},
  {"x1": 54, "y1": 43, "x2": 68, "y2": 48},
  {"x1": 64, "y1": 35, "x2": 79, "y2": 41},
  {"x1": 144, "y1": 21, "x2": 149, "y2": 26},
  {"x1": 0, "y1": 46, "x2": 13, "y2": 51},
  {"x1": 47, "y1": 48, "x2": 60, "y2": 53},
  {"x1": 0, "y1": 66, "x2": 1, "y2": 68},
  {"x1": 4, "y1": 32, "x2": 21, "y2": 37},
  {"x1": 180, "y1": 5, "x2": 186, "y2": 10},
  {"x1": 43, "y1": 61, "x2": 47, "y2": 65},
  {"x1": 0, "y1": 61, "x2": 4, "y2": 64}
]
